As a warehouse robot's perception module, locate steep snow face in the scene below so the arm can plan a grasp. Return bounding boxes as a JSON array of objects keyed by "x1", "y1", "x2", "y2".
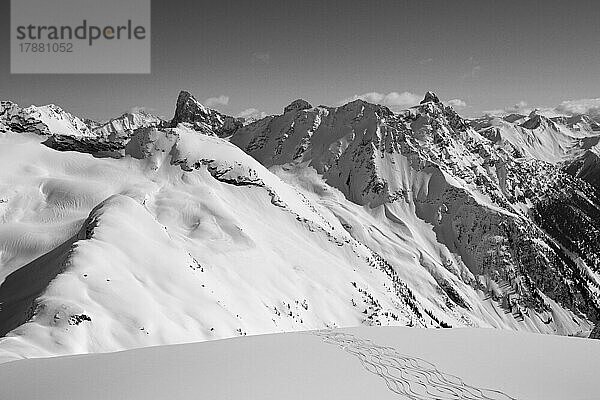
[
  {"x1": 231, "y1": 93, "x2": 600, "y2": 336},
  {"x1": 170, "y1": 91, "x2": 242, "y2": 137},
  {"x1": 231, "y1": 96, "x2": 487, "y2": 207},
  {"x1": 0, "y1": 101, "x2": 92, "y2": 137}
]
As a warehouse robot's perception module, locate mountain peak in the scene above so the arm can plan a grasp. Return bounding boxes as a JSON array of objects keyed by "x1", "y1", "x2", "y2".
[
  {"x1": 174, "y1": 90, "x2": 208, "y2": 121},
  {"x1": 171, "y1": 90, "x2": 241, "y2": 137},
  {"x1": 521, "y1": 110, "x2": 553, "y2": 130},
  {"x1": 283, "y1": 99, "x2": 312, "y2": 114},
  {"x1": 420, "y1": 91, "x2": 441, "y2": 104}
]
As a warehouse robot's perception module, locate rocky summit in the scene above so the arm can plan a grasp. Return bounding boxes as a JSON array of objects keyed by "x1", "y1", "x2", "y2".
[{"x1": 171, "y1": 91, "x2": 242, "y2": 137}]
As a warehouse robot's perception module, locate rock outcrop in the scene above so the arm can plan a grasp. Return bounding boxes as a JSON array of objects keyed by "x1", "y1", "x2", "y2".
[
  {"x1": 283, "y1": 99, "x2": 312, "y2": 114},
  {"x1": 170, "y1": 90, "x2": 242, "y2": 137}
]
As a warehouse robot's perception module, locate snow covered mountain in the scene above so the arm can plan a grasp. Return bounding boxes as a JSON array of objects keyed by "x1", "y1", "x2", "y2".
[
  {"x1": 0, "y1": 101, "x2": 93, "y2": 137},
  {"x1": 1, "y1": 91, "x2": 600, "y2": 362},
  {"x1": 92, "y1": 110, "x2": 164, "y2": 139},
  {"x1": 231, "y1": 91, "x2": 600, "y2": 335},
  {"x1": 470, "y1": 111, "x2": 600, "y2": 164}
]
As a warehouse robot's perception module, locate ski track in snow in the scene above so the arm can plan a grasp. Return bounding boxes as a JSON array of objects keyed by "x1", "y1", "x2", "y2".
[{"x1": 312, "y1": 330, "x2": 517, "y2": 400}]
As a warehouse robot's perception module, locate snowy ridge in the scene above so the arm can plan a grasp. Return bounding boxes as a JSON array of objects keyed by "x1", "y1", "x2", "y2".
[
  {"x1": 0, "y1": 101, "x2": 93, "y2": 137},
  {"x1": 92, "y1": 110, "x2": 164, "y2": 140},
  {"x1": 0, "y1": 128, "x2": 433, "y2": 362},
  {"x1": 1, "y1": 326, "x2": 599, "y2": 400}
]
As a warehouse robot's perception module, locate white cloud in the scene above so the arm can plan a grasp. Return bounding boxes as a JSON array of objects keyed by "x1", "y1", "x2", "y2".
[
  {"x1": 481, "y1": 98, "x2": 600, "y2": 119},
  {"x1": 128, "y1": 106, "x2": 153, "y2": 114},
  {"x1": 461, "y1": 56, "x2": 482, "y2": 80},
  {"x1": 338, "y1": 91, "x2": 422, "y2": 110},
  {"x1": 513, "y1": 100, "x2": 528, "y2": 110},
  {"x1": 236, "y1": 108, "x2": 267, "y2": 121},
  {"x1": 483, "y1": 100, "x2": 531, "y2": 116},
  {"x1": 555, "y1": 98, "x2": 600, "y2": 117},
  {"x1": 204, "y1": 95, "x2": 230, "y2": 108},
  {"x1": 481, "y1": 109, "x2": 507, "y2": 117},
  {"x1": 445, "y1": 99, "x2": 467, "y2": 108},
  {"x1": 251, "y1": 52, "x2": 271, "y2": 64}
]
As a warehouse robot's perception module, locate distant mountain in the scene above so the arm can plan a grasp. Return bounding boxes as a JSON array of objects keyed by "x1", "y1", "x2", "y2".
[
  {"x1": 92, "y1": 110, "x2": 164, "y2": 139},
  {"x1": 470, "y1": 111, "x2": 600, "y2": 164},
  {"x1": 0, "y1": 101, "x2": 93, "y2": 137},
  {"x1": 0, "y1": 101, "x2": 165, "y2": 156}
]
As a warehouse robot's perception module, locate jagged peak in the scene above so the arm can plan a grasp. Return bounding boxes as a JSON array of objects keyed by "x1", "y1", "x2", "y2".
[
  {"x1": 283, "y1": 99, "x2": 312, "y2": 114},
  {"x1": 0, "y1": 100, "x2": 18, "y2": 108},
  {"x1": 420, "y1": 91, "x2": 441, "y2": 104},
  {"x1": 521, "y1": 110, "x2": 552, "y2": 130},
  {"x1": 503, "y1": 113, "x2": 526, "y2": 123},
  {"x1": 171, "y1": 90, "x2": 241, "y2": 137},
  {"x1": 174, "y1": 90, "x2": 208, "y2": 117}
]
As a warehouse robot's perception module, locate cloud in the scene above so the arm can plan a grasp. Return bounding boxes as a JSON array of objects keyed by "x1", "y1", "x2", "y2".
[
  {"x1": 445, "y1": 99, "x2": 467, "y2": 108},
  {"x1": 513, "y1": 100, "x2": 528, "y2": 110},
  {"x1": 461, "y1": 56, "x2": 482, "y2": 80},
  {"x1": 338, "y1": 91, "x2": 422, "y2": 110},
  {"x1": 236, "y1": 108, "x2": 267, "y2": 121},
  {"x1": 128, "y1": 106, "x2": 154, "y2": 114},
  {"x1": 251, "y1": 52, "x2": 271, "y2": 64},
  {"x1": 483, "y1": 100, "x2": 530, "y2": 116},
  {"x1": 481, "y1": 109, "x2": 507, "y2": 117},
  {"x1": 555, "y1": 98, "x2": 600, "y2": 117},
  {"x1": 204, "y1": 95, "x2": 230, "y2": 108},
  {"x1": 419, "y1": 58, "x2": 433, "y2": 65},
  {"x1": 482, "y1": 98, "x2": 600, "y2": 119},
  {"x1": 463, "y1": 65, "x2": 481, "y2": 79}
]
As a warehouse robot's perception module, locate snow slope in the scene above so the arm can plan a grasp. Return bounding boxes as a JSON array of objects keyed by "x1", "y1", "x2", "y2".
[
  {"x1": 0, "y1": 130, "x2": 430, "y2": 362},
  {"x1": 1, "y1": 326, "x2": 599, "y2": 400}
]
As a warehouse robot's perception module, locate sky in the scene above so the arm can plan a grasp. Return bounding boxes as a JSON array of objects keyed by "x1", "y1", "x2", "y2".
[{"x1": 1, "y1": 0, "x2": 600, "y2": 121}]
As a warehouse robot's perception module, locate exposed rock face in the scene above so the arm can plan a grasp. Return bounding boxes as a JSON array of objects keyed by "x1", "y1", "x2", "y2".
[
  {"x1": 420, "y1": 91, "x2": 441, "y2": 104},
  {"x1": 283, "y1": 99, "x2": 312, "y2": 114},
  {"x1": 564, "y1": 146, "x2": 600, "y2": 187},
  {"x1": 42, "y1": 135, "x2": 126, "y2": 158},
  {"x1": 171, "y1": 90, "x2": 242, "y2": 137}
]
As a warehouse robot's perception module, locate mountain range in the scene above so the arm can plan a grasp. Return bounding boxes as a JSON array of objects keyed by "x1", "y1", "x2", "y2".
[{"x1": 1, "y1": 90, "x2": 600, "y2": 362}]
